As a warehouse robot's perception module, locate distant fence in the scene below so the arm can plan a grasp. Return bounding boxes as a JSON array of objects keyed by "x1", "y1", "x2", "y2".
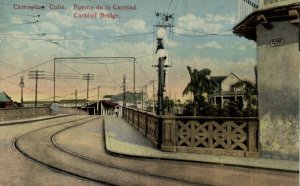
[
  {"x1": 0, "y1": 107, "x2": 51, "y2": 121},
  {"x1": 123, "y1": 107, "x2": 259, "y2": 157}
]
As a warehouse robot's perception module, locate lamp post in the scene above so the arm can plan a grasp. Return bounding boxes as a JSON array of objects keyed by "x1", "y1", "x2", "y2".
[
  {"x1": 122, "y1": 74, "x2": 127, "y2": 107},
  {"x1": 156, "y1": 27, "x2": 167, "y2": 116},
  {"x1": 19, "y1": 76, "x2": 25, "y2": 107}
]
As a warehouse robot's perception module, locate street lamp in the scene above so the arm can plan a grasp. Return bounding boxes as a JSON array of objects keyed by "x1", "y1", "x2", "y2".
[
  {"x1": 122, "y1": 74, "x2": 127, "y2": 107},
  {"x1": 19, "y1": 76, "x2": 25, "y2": 107},
  {"x1": 156, "y1": 27, "x2": 167, "y2": 116}
]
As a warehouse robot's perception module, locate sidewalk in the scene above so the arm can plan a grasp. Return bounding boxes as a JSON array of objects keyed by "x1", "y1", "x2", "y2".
[
  {"x1": 104, "y1": 116, "x2": 299, "y2": 172},
  {"x1": 0, "y1": 114, "x2": 69, "y2": 126}
]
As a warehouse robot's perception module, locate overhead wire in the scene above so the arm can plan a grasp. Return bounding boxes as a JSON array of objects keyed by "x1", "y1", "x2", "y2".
[
  {"x1": 167, "y1": 0, "x2": 173, "y2": 14},
  {"x1": 172, "y1": 0, "x2": 179, "y2": 14},
  {"x1": 104, "y1": 64, "x2": 122, "y2": 88},
  {"x1": 0, "y1": 58, "x2": 53, "y2": 82},
  {"x1": 0, "y1": 59, "x2": 24, "y2": 71},
  {"x1": 169, "y1": 29, "x2": 235, "y2": 37}
]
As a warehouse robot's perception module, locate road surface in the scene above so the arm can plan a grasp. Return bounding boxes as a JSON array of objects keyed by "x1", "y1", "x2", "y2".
[{"x1": 0, "y1": 115, "x2": 298, "y2": 186}]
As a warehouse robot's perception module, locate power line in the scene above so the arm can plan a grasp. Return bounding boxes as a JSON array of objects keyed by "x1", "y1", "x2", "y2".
[
  {"x1": 104, "y1": 64, "x2": 122, "y2": 87},
  {"x1": 169, "y1": 29, "x2": 235, "y2": 37},
  {"x1": 0, "y1": 59, "x2": 24, "y2": 71},
  {"x1": 167, "y1": 0, "x2": 173, "y2": 13},
  {"x1": 0, "y1": 32, "x2": 153, "y2": 41},
  {"x1": 172, "y1": 0, "x2": 179, "y2": 14},
  {"x1": 136, "y1": 60, "x2": 150, "y2": 81},
  {"x1": 2, "y1": 11, "x2": 37, "y2": 17},
  {"x1": 0, "y1": 58, "x2": 52, "y2": 82}
]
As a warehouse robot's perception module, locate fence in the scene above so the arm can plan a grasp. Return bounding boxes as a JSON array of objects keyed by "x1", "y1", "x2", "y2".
[
  {"x1": 123, "y1": 107, "x2": 259, "y2": 157},
  {"x1": 236, "y1": 0, "x2": 258, "y2": 24},
  {"x1": 0, "y1": 107, "x2": 51, "y2": 121}
]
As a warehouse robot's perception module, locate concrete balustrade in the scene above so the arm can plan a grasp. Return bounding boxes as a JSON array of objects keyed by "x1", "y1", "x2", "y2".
[
  {"x1": 0, "y1": 107, "x2": 51, "y2": 121},
  {"x1": 123, "y1": 107, "x2": 259, "y2": 157}
]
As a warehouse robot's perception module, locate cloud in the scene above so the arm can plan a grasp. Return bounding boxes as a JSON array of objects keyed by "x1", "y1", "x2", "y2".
[
  {"x1": 85, "y1": 18, "x2": 148, "y2": 34},
  {"x1": 205, "y1": 13, "x2": 235, "y2": 25},
  {"x1": 45, "y1": 11, "x2": 74, "y2": 27},
  {"x1": 122, "y1": 19, "x2": 147, "y2": 32},
  {"x1": 238, "y1": 45, "x2": 246, "y2": 51},
  {"x1": 88, "y1": 41, "x2": 152, "y2": 57},
  {"x1": 38, "y1": 22, "x2": 60, "y2": 33},
  {"x1": 196, "y1": 41, "x2": 222, "y2": 49},
  {"x1": 176, "y1": 13, "x2": 235, "y2": 34}
]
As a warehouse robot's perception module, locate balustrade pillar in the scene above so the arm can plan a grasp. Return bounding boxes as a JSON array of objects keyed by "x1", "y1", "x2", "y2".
[{"x1": 161, "y1": 117, "x2": 176, "y2": 152}]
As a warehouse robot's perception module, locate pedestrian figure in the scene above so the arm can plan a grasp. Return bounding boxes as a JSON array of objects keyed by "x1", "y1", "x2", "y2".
[{"x1": 114, "y1": 106, "x2": 119, "y2": 117}]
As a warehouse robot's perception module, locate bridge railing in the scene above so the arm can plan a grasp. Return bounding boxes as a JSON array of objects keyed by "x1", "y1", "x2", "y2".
[{"x1": 123, "y1": 107, "x2": 259, "y2": 157}]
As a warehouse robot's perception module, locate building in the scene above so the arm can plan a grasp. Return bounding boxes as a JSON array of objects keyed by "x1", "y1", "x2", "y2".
[
  {"x1": 209, "y1": 72, "x2": 246, "y2": 109},
  {"x1": 0, "y1": 92, "x2": 13, "y2": 108},
  {"x1": 234, "y1": 0, "x2": 299, "y2": 160}
]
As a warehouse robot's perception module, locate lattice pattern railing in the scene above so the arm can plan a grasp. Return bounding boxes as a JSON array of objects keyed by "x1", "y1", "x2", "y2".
[
  {"x1": 122, "y1": 107, "x2": 259, "y2": 157},
  {"x1": 169, "y1": 118, "x2": 258, "y2": 157},
  {"x1": 177, "y1": 120, "x2": 247, "y2": 150}
]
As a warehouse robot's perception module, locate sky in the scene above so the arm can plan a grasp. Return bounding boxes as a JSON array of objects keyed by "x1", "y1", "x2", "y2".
[{"x1": 0, "y1": 0, "x2": 257, "y2": 102}]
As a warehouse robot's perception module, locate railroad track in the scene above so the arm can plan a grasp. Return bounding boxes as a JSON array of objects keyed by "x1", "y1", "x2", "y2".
[
  {"x1": 12, "y1": 116, "x2": 202, "y2": 186},
  {"x1": 13, "y1": 116, "x2": 109, "y2": 185}
]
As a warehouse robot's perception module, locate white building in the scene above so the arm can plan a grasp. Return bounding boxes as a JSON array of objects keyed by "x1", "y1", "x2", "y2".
[{"x1": 209, "y1": 73, "x2": 246, "y2": 109}]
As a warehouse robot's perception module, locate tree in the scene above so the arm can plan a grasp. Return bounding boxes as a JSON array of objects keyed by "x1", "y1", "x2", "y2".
[
  {"x1": 233, "y1": 79, "x2": 257, "y2": 116},
  {"x1": 182, "y1": 66, "x2": 216, "y2": 116}
]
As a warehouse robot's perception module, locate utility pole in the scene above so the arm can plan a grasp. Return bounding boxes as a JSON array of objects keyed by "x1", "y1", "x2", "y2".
[
  {"x1": 53, "y1": 58, "x2": 56, "y2": 103},
  {"x1": 97, "y1": 85, "x2": 100, "y2": 115},
  {"x1": 82, "y1": 73, "x2": 94, "y2": 105},
  {"x1": 75, "y1": 89, "x2": 78, "y2": 107},
  {"x1": 152, "y1": 80, "x2": 155, "y2": 113},
  {"x1": 154, "y1": 12, "x2": 174, "y2": 116},
  {"x1": 122, "y1": 75, "x2": 127, "y2": 107},
  {"x1": 19, "y1": 76, "x2": 25, "y2": 107},
  {"x1": 29, "y1": 70, "x2": 45, "y2": 107},
  {"x1": 141, "y1": 87, "x2": 144, "y2": 110},
  {"x1": 133, "y1": 58, "x2": 136, "y2": 107}
]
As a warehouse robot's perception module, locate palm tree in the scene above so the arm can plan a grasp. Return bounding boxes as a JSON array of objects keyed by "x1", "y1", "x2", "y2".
[{"x1": 183, "y1": 66, "x2": 216, "y2": 116}]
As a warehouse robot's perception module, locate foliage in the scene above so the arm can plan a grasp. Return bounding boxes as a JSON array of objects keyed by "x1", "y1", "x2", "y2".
[
  {"x1": 201, "y1": 102, "x2": 220, "y2": 116},
  {"x1": 182, "y1": 66, "x2": 216, "y2": 116}
]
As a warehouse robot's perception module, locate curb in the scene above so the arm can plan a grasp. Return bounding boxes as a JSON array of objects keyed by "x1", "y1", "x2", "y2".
[{"x1": 0, "y1": 114, "x2": 70, "y2": 126}]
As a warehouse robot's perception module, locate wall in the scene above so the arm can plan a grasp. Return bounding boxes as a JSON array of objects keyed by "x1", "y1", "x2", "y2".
[
  {"x1": 257, "y1": 21, "x2": 299, "y2": 160},
  {"x1": 59, "y1": 107, "x2": 88, "y2": 115},
  {"x1": 221, "y1": 73, "x2": 241, "y2": 91},
  {"x1": 0, "y1": 107, "x2": 51, "y2": 121},
  {"x1": 259, "y1": 0, "x2": 300, "y2": 10}
]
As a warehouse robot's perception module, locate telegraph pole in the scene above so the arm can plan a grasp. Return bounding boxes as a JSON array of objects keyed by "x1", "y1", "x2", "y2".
[
  {"x1": 29, "y1": 70, "x2": 45, "y2": 107},
  {"x1": 75, "y1": 89, "x2": 78, "y2": 107},
  {"x1": 133, "y1": 58, "x2": 136, "y2": 107},
  {"x1": 97, "y1": 85, "x2": 100, "y2": 115},
  {"x1": 122, "y1": 75, "x2": 127, "y2": 107},
  {"x1": 53, "y1": 58, "x2": 56, "y2": 103},
  {"x1": 82, "y1": 73, "x2": 94, "y2": 105}
]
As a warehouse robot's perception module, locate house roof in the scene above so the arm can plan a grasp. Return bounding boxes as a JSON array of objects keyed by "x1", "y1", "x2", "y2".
[
  {"x1": 211, "y1": 72, "x2": 242, "y2": 85},
  {"x1": 103, "y1": 95, "x2": 113, "y2": 98},
  {"x1": 101, "y1": 100, "x2": 118, "y2": 107},
  {"x1": 0, "y1": 92, "x2": 12, "y2": 102},
  {"x1": 210, "y1": 76, "x2": 227, "y2": 85},
  {"x1": 233, "y1": 2, "x2": 300, "y2": 41}
]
